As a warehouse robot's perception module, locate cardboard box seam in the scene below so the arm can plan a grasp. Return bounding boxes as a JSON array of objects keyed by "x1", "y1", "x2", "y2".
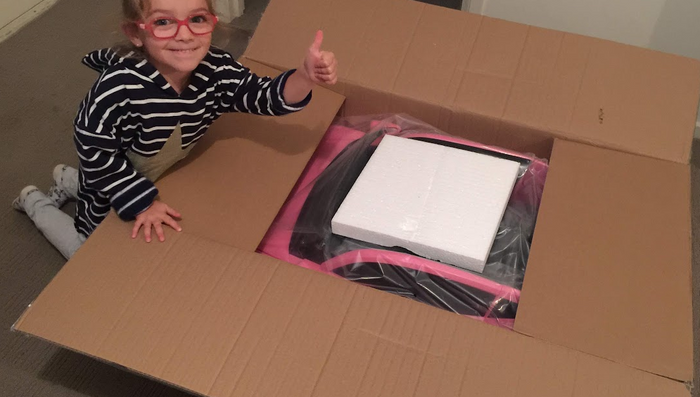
[
  {"x1": 502, "y1": 24, "x2": 565, "y2": 125},
  {"x1": 442, "y1": 14, "x2": 485, "y2": 113},
  {"x1": 92, "y1": 230, "x2": 187, "y2": 356},
  {"x1": 563, "y1": 33, "x2": 595, "y2": 159},
  {"x1": 188, "y1": 235, "x2": 287, "y2": 395},
  {"x1": 307, "y1": 285, "x2": 361, "y2": 397},
  {"x1": 387, "y1": 2, "x2": 426, "y2": 99},
  {"x1": 227, "y1": 270, "x2": 315, "y2": 394},
  {"x1": 333, "y1": 0, "x2": 384, "y2": 87},
  {"x1": 497, "y1": 23, "x2": 532, "y2": 122}
]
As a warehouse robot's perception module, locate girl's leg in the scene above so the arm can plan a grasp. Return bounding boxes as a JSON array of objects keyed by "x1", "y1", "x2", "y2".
[
  {"x1": 17, "y1": 186, "x2": 86, "y2": 259},
  {"x1": 47, "y1": 164, "x2": 78, "y2": 207}
]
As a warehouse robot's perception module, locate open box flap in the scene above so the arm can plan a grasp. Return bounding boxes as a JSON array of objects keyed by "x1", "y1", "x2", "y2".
[
  {"x1": 515, "y1": 139, "x2": 694, "y2": 381},
  {"x1": 14, "y1": 215, "x2": 690, "y2": 397},
  {"x1": 245, "y1": 0, "x2": 700, "y2": 164}
]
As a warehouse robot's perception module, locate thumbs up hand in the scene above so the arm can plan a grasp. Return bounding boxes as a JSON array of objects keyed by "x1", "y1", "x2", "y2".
[
  {"x1": 281, "y1": 30, "x2": 338, "y2": 104},
  {"x1": 303, "y1": 30, "x2": 338, "y2": 85}
]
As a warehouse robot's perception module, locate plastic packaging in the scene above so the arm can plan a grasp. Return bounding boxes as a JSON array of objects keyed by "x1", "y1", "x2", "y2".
[{"x1": 257, "y1": 114, "x2": 548, "y2": 328}]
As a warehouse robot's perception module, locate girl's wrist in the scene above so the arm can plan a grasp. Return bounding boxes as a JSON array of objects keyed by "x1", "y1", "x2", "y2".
[{"x1": 297, "y1": 66, "x2": 314, "y2": 86}]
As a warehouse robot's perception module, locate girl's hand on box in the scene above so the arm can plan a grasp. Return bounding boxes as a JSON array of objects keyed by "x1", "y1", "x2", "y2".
[
  {"x1": 132, "y1": 200, "x2": 182, "y2": 242},
  {"x1": 303, "y1": 30, "x2": 338, "y2": 85}
]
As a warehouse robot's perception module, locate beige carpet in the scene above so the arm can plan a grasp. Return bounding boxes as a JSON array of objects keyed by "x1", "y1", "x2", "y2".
[{"x1": 0, "y1": 0, "x2": 697, "y2": 396}]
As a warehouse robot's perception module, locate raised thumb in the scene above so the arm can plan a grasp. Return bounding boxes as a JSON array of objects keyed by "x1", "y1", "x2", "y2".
[{"x1": 310, "y1": 30, "x2": 323, "y2": 54}]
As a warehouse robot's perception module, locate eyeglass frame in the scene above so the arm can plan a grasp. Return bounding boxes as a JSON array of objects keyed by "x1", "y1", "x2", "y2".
[{"x1": 137, "y1": 13, "x2": 219, "y2": 39}]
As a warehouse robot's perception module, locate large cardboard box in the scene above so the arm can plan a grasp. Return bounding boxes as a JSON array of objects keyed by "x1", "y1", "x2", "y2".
[{"x1": 13, "y1": 0, "x2": 700, "y2": 395}]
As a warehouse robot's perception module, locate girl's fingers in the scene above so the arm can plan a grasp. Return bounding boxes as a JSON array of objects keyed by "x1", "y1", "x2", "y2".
[
  {"x1": 321, "y1": 52, "x2": 335, "y2": 65},
  {"x1": 143, "y1": 222, "x2": 152, "y2": 243},
  {"x1": 164, "y1": 216, "x2": 182, "y2": 233},
  {"x1": 165, "y1": 205, "x2": 182, "y2": 220},
  {"x1": 155, "y1": 223, "x2": 165, "y2": 242},
  {"x1": 132, "y1": 219, "x2": 143, "y2": 239},
  {"x1": 315, "y1": 66, "x2": 334, "y2": 75},
  {"x1": 314, "y1": 52, "x2": 335, "y2": 69}
]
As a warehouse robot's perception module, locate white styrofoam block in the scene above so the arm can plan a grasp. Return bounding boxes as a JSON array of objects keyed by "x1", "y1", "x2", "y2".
[{"x1": 331, "y1": 135, "x2": 521, "y2": 273}]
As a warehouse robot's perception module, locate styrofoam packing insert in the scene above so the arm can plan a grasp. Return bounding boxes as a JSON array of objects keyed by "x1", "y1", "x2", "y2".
[{"x1": 331, "y1": 135, "x2": 520, "y2": 273}]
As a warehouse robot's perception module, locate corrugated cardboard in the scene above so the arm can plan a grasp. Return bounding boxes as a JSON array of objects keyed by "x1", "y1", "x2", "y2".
[
  {"x1": 245, "y1": 0, "x2": 700, "y2": 164},
  {"x1": 13, "y1": 0, "x2": 700, "y2": 395},
  {"x1": 517, "y1": 139, "x2": 694, "y2": 380},
  {"x1": 13, "y1": 209, "x2": 692, "y2": 397}
]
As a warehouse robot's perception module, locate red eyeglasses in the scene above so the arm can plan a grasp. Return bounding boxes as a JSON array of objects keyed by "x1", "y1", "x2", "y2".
[{"x1": 138, "y1": 13, "x2": 218, "y2": 39}]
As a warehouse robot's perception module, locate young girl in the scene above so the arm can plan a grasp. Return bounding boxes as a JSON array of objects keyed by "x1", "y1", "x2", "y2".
[{"x1": 12, "y1": 0, "x2": 338, "y2": 259}]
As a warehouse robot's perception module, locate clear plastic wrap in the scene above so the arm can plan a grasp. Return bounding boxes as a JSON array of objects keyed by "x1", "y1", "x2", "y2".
[{"x1": 257, "y1": 114, "x2": 548, "y2": 328}]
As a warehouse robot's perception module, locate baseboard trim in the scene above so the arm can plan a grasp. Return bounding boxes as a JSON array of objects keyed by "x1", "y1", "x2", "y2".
[{"x1": 0, "y1": 0, "x2": 59, "y2": 44}]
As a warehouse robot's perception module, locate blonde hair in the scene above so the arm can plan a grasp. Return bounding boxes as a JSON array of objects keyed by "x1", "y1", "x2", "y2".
[
  {"x1": 122, "y1": 0, "x2": 216, "y2": 20},
  {"x1": 116, "y1": 0, "x2": 226, "y2": 58}
]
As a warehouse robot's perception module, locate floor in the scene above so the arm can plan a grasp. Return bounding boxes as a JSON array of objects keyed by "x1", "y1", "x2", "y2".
[{"x1": 0, "y1": 0, "x2": 697, "y2": 396}]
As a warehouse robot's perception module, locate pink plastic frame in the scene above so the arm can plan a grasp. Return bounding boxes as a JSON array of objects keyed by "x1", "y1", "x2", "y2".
[{"x1": 138, "y1": 13, "x2": 219, "y2": 39}]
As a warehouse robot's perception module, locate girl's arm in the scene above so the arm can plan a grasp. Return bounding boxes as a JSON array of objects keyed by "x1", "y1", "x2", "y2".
[
  {"x1": 281, "y1": 70, "x2": 315, "y2": 105},
  {"x1": 216, "y1": 31, "x2": 337, "y2": 116}
]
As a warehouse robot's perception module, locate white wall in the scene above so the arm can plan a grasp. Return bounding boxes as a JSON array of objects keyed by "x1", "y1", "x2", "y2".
[
  {"x1": 471, "y1": 0, "x2": 700, "y2": 60},
  {"x1": 648, "y1": 0, "x2": 700, "y2": 61},
  {"x1": 472, "y1": 0, "x2": 667, "y2": 48},
  {"x1": 214, "y1": 0, "x2": 245, "y2": 23}
]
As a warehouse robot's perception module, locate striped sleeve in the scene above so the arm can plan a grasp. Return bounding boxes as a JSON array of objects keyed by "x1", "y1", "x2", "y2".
[
  {"x1": 212, "y1": 55, "x2": 312, "y2": 116},
  {"x1": 73, "y1": 72, "x2": 158, "y2": 221}
]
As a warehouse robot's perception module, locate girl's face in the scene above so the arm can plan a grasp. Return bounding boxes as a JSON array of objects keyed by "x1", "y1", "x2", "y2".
[{"x1": 128, "y1": 0, "x2": 213, "y2": 82}]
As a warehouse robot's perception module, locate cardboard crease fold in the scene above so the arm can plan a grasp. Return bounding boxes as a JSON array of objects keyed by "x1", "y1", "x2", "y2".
[{"x1": 204, "y1": 261, "x2": 281, "y2": 396}]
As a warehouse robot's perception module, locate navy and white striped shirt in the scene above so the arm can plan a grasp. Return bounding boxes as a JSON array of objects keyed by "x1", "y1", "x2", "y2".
[{"x1": 73, "y1": 47, "x2": 311, "y2": 236}]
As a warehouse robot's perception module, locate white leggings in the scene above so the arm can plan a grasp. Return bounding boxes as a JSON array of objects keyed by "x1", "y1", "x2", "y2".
[{"x1": 23, "y1": 170, "x2": 86, "y2": 259}]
